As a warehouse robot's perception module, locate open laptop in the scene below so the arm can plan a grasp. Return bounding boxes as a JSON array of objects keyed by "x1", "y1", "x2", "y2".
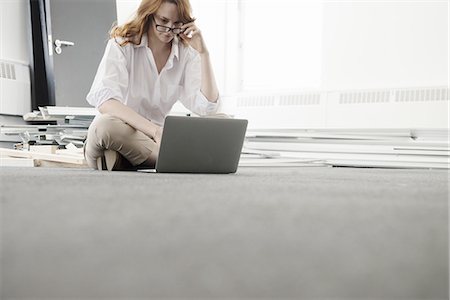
[{"x1": 155, "y1": 116, "x2": 248, "y2": 173}]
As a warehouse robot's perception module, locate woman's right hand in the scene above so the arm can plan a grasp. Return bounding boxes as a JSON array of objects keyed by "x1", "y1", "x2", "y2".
[{"x1": 153, "y1": 126, "x2": 163, "y2": 146}]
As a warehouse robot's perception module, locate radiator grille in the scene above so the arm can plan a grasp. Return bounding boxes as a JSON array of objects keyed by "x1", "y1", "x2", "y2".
[
  {"x1": 339, "y1": 87, "x2": 449, "y2": 104},
  {"x1": 0, "y1": 61, "x2": 17, "y2": 80},
  {"x1": 279, "y1": 94, "x2": 321, "y2": 106},
  {"x1": 394, "y1": 88, "x2": 449, "y2": 102},
  {"x1": 235, "y1": 86, "x2": 449, "y2": 108},
  {"x1": 237, "y1": 95, "x2": 276, "y2": 107},
  {"x1": 339, "y1": 90, "x2": 390, "y2": 104}
]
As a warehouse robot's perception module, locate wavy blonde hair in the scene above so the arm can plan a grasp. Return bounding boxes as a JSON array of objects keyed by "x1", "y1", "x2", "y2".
[{"x1": 110, "y1": 0, "x2": 195, "y2": 46}]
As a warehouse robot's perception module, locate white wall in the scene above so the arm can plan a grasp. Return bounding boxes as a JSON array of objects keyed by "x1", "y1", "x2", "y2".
[
  {"x1": 116, "y1": 0, "x2": 139, "y2": 25},
  {"x1": 0, "y1": 0, "x2": 32, "y2": 115},
  {"x1": 0, "y1": 0, "x2": 31, "y2": 65},
  {"x1": 241, "y1": 0, "x2": 323, "y2": 92},
  {"x1": 117, "y1": 0, "x2": 449, "y2": 92},
  {"x1": 322, "y1": 1, "x2": 448, "y2": 90}
]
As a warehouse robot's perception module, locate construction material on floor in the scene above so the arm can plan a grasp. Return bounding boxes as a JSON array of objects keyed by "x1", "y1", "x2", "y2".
[
  {"x1": 3, "y1": 106, "x2": 449, "y2": 169},
  {"x1": 23, "y1": 106, "x2": 96, "y2": 126},
  {"x1": 243, "y1": 128, "x2": 450, "y2": 169},
  {"x1": 0, "y1": 157, "x2": 37, "y2": 167},
  {"x1": 0, "y1": 145, "x2": 87, "y2": 168},
  {"x1": 0, "y1": 106, "x2": 94, "y2": 168},
  {"x1": 2, "y1": 106, "x2": 95, "y2": 148}
]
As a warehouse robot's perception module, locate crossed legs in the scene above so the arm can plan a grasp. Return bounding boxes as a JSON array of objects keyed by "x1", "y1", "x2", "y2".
[{"x1": 84, "y1": 114, "x2": 158, "y2": 170}]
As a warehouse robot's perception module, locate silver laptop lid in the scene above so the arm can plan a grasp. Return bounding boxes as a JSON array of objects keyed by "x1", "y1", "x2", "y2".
[{"x1": 156, "y1": 116, "x2": 248, "y2": 173}]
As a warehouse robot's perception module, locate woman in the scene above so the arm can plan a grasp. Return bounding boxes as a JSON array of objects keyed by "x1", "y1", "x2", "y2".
[{"x1": 84, "y1": 0, "x2": 220, "y2": 171}]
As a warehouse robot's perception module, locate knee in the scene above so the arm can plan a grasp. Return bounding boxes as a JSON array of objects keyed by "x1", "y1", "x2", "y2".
[{"x1": 91, "y1": 114, "x2": 126, "y2": 142}]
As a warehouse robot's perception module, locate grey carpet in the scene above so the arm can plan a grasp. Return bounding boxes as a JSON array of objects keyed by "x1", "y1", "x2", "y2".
[{"x1": 0, "y1": 166, "x2": 448, "y2": 299}]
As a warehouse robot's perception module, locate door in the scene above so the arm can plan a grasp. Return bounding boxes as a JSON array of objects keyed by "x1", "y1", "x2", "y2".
[{"x1": 46, "y1": 0, "x2": 117, "y2": 107}]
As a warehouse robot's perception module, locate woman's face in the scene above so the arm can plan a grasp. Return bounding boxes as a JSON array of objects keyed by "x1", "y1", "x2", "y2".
[{"x1": 151, "y1": 2, "x2": 182, "y2": 44}]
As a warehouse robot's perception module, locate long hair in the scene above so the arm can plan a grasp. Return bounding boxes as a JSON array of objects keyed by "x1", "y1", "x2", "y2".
[{"x1": 110, "y1": 0, "x2": 195, "y2": 46}]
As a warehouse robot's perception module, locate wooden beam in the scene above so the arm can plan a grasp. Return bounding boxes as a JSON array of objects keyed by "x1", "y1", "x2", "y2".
[{"x1": 0, "y1": 148, "x2": 85, "y2": 165}]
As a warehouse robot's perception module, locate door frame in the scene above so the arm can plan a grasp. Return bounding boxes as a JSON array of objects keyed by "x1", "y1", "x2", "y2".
[{"x1": 29, "y1": 0, "x2": 56, "y2": 109}]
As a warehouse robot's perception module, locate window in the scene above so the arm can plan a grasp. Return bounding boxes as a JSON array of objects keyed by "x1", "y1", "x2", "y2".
[
  {"x1": 192, "y1": 0, "x2": 323, "y2": 94},
  {"x1": 240, "y1": 0, "x2": 323, "y2": 92}
]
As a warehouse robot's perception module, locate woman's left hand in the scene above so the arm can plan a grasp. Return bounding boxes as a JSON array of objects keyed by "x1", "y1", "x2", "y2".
[{"x1": 179, "y1": 22, "x2": 208, "y2": 54}]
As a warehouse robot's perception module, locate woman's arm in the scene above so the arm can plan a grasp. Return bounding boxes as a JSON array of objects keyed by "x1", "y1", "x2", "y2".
[
  {"x1": 98, "y1": 99, "x2": 162, "y2": 144},
  {"x1": 180, "y1": 23, "x2": 219, "y2": 103},
  {"x1": 199, "y1": 51, "x2": 219, "y2": 102}
]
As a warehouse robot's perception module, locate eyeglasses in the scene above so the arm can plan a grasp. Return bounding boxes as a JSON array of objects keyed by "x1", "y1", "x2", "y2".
[{"x1": 153, "y1": 16, "x2": 184, "y2": 34}]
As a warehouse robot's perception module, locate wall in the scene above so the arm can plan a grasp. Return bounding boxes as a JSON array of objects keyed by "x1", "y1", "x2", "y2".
[
  {"x1": 0, "y1": 0, "x2": 31, "y2": 65},
  {"x1": 236, "y1": 1, "x2": 449, "y2": 129},
  {"x1": 116, "y1": 0, "x2": 139, "y2": 25},
  {"x1": 321, "y1": 1, "x2": 448, "y2": 90},
  {"x1": 0, "y1": 0, "x2": 32, "y2": 115}
]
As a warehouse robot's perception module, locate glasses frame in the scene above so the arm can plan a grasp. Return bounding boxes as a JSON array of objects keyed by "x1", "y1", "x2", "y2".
[{"x1": 152, "y1": 16, "x2": 184, "y2": 35}]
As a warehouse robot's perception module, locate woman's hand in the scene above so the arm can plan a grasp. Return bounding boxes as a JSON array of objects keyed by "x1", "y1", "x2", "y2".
[
  {"x1": 153, "y1": 126, "x2": 163, "y2": 147},
  {"x1": 179, "y1": 22, "x2": 208, "y2": 54}
]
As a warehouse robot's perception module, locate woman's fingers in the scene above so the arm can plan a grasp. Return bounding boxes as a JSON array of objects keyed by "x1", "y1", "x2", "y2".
[
  {"x1": 181, "y1": 22, "x2": 195, "y2": 30},
  {"x1": 182, "y1": 25, "x2": 199, "y2": 38},
  {"x1": 183, "y1": 26, "x2": 194, "y2": 36},
  {"x1": 180, "y1": 22, "x2": 199, "y2": 37}
]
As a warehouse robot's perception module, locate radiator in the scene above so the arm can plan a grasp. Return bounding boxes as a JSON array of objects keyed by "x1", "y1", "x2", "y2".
[
  {"x1": 232, "y1": 86, "x2": 449, "y2": 129},
  {"x1": 0, "y1": 59, "x2": 31, "y2": 115}
]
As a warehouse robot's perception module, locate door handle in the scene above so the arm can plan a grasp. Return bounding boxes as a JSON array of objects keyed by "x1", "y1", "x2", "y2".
[
  {"x1": 55, "y1": 39, "x2": 75, "y2": 47},
  {"x1": 54, "y1": 39, "x2": 75, "y2": 54}
]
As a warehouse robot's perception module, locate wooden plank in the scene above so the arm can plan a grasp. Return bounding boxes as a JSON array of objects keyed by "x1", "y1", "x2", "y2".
[
  {"x1": 0, "y1": 148, "x2": 85, "y2": 164},
  {"x1": 65, "y1": 142, "x2": 80, "y2": 151},
  {"x1": 29, "y1": 145, "x2": 58, "y2": 154},
  {"x1": 37, "y1": 160, "x2": 89, "y2": 169},
  {"x1": 54, "y1": 150, "x2": 84, "y2": 157},
  {"x1": 0, "y1": 157, "x2": 37, "y2": 167}
]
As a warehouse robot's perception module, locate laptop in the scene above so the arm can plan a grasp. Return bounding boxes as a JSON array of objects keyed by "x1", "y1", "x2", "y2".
[{"x1": 155, "y1": 116, "x2": 248, "y2": 173}]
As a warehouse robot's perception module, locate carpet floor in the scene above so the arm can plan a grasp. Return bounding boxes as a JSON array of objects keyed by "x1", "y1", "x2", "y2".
[{"x1": 0, "y1": 166, "x2": 448, "y2": 299}]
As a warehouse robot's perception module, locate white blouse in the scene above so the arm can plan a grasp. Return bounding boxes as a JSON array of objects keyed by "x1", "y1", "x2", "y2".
[{"x1": 86, "y1": 35, "x2": 219, "y2": 126}]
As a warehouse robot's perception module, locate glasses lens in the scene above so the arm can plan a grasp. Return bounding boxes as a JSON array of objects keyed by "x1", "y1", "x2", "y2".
[{"x1": 156, "y1": 25, "x2": 170, "y2": 33}]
